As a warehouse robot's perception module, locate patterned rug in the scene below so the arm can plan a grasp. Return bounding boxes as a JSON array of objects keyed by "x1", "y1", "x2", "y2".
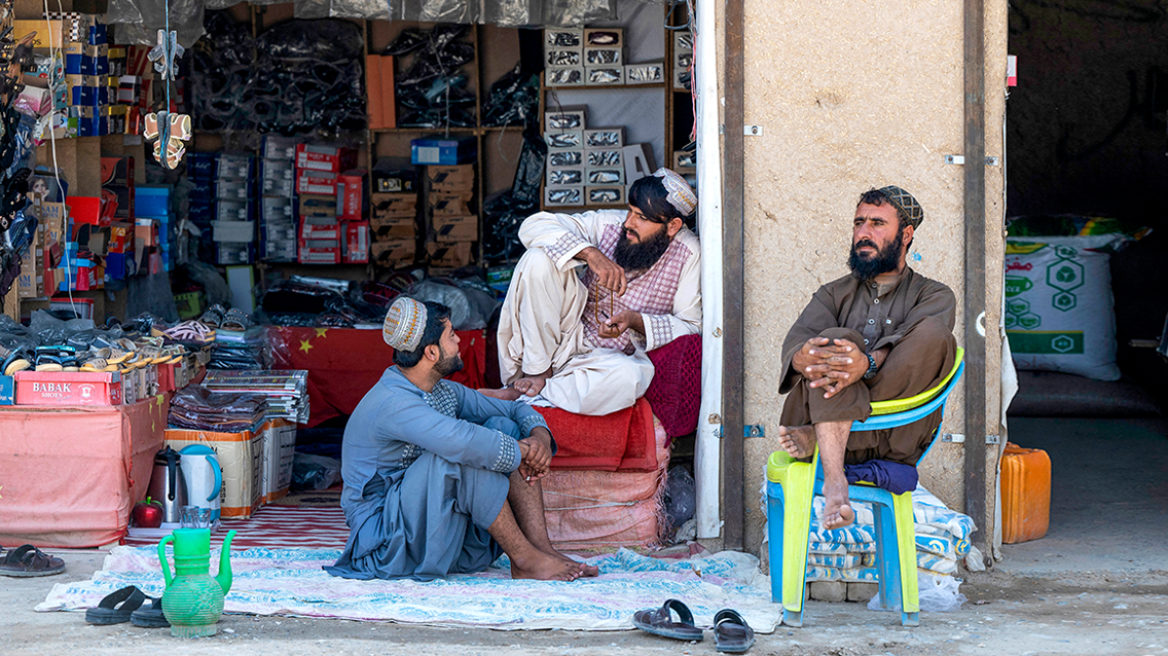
[
  {"x1": 37, "y1": 547, "x2": 780, "y2": 632},
  {"x1": 122, "y1": 505, "x2": 349, "y2": 550}
]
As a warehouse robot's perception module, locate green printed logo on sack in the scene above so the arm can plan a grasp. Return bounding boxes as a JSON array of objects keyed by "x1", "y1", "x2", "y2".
[{"x1": 1003, "y1": 234, "x2": 1123, "y2": 381}]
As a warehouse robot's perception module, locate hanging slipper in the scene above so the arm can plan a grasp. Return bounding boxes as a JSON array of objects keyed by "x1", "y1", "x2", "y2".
[
  {"x1": 130, "y1": 594, "x2": 170, "y2": 628},
  {"x1": 712, "y1": 609, "x2": 754, "y2": 653},
  {"x1": 632, "y1": 599, "x2": 704, "y2": 642},
  {"x1": 85, "y1": 586, "x2": 148, "y2": 625},
  {"x1": 0, "y1": 544, "x2": 65, "y2": 577}
]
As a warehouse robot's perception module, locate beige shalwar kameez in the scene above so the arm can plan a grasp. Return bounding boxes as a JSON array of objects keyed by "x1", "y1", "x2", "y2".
[{"x1": 498, "y1": 210, "x2": 701, "y2": 415}]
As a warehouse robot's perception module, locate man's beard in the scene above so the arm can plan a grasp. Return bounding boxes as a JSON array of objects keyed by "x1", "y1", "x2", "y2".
[
  {"x1": 848, "y1": 228, "x2": 903, "y2": 281},
  {"x1": 435, "y1": 346, "x2": 464, "y2": 377},
  {"x1": 613, "y1": 226, "x2": 672, "y2": 271}
]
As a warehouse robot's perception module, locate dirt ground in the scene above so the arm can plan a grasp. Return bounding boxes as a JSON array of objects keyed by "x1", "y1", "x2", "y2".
[{"x1": 4, "y1": 553, "x2": 1167, "y2": 656}]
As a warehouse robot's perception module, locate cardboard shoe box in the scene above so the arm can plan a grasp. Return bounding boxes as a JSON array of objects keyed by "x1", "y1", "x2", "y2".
[
  {"x1": 425, "y1": 164, "x2": 475, "y2": 192},
  {"x1": 295, "y1": 144, "x2": 358, "y2": 173},
  {"x1": 372, "y1": 239, "x2": 417, "y2": 268},
  {"x1": 14, "y1": 371, "x2": 123, "y2": 406},
  {"x1": 372, "y1": 193, "x2": 418, "y2": 218},
  {"x1": 427, "y1": 241, "x2": 474, "y2": 268},
  {"x1": 433, "y1": 214, "x2": 478, "y2": 243}
]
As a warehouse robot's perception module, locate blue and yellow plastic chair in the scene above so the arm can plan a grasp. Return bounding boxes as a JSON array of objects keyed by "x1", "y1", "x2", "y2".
[{"x1": 765, "y1": 348, "x2": 965, "y2": 627}]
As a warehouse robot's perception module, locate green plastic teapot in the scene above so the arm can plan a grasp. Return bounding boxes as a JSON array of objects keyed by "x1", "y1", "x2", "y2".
[{"x1": 158, "y1": 528, "x2": 237, "y2": 638}]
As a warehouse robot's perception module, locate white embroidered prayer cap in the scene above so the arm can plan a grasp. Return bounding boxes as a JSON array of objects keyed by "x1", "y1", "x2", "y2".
[
  {"x1": 652, "y1": 168, "x2": 697, "y2": 216},
  {"x1": 383, "y1": 297, "x2": 427, "y2": 352}
]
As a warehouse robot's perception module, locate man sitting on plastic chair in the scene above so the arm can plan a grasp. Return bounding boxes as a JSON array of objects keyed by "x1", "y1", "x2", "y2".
[{"x1": 776, "y1": 186, "x2": 957, "y2": 530}]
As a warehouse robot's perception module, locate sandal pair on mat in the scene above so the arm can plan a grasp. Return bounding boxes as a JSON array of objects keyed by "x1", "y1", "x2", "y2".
[
  {"x1": 84, "y1": 586, "x2": 169, "y2": 628},
  {"x1": 632, "y1": 599, "x2": 755, "y2": 653}
]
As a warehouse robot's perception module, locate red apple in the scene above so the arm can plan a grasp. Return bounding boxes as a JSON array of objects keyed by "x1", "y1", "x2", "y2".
[{"x1": 133, "y1": 497, "x2": 164, "y2": 528}]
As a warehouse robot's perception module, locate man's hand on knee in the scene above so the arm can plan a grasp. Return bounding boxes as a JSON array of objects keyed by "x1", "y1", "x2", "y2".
[{"x1": 517, "y1": 429, "x2": 553, "y2": 484}]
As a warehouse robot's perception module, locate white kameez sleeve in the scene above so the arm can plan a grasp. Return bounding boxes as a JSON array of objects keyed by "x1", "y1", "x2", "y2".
[
  {"x1": 635, "y1": 236, "x2": 702, "y2": 352},
  {"x1": 517, "y1": 210, "x2": 625, "y2": 272}
]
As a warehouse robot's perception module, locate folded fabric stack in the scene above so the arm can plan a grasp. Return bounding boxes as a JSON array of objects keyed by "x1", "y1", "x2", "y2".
[
  {"x1": 168, "y1": 384, "x2": 269, "y2": 432},
  {"x1": 208, "y1": 326, "x2": 267, "y2": 370},
  {"x1": 803, "y1": 485, "x2": 976, "y2": 582},
  {"x1": 201, "y1": 370, "x2": 310, "y2": 424}
]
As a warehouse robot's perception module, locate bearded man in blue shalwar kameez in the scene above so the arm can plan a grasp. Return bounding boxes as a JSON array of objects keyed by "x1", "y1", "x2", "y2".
[{"x1": 325, "y1": 297, "x2": 596, "y2": 582}]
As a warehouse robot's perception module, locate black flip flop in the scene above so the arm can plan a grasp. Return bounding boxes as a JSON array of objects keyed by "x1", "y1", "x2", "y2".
[
  {"x1": 130, "y1": 595, "x2": 170, "y2": 628},
  {"x1": 85, "y1": 586, "x2": 148, "y2": 625},
  {"x1": 632, "y1": 598, "x2": 704, "y2": 641},
  {"x1": 713, "y1": 608, "x2": 755, "y2": 653},
  {"x1": 0, "y1": 544, "x2": 65, "y2": 577}
]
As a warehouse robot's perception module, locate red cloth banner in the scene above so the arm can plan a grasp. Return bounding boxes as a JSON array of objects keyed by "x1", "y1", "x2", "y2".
[{"x1": 268, "y1": 327, "x2": 486, "y2": 427}]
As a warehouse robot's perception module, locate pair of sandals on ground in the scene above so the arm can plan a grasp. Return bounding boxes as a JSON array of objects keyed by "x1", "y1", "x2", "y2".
[
  {"x1": 84, "y1": 585, "x2": 169, "y2": 628},
  {"x1": 634, "y1": 598, "x2": 755, "y2": 653}
]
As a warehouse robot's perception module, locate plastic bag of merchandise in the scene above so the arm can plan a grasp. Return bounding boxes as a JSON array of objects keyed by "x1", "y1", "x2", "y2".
[
  {"x1": 513, "y1": 128, "x2": 547, "y2": 204},
  {"x1": 481, "y1": 64, "x2": 539, "y2": 127},
  {"x1": 28, "y1": 309, "x2": 94, "y2": 345},
  {"x1": 663, "y1": 466, "x2": 696, "y2": 528},
  {"x1": 292, "y1": 453, "x2": 342, "y2": 491},
  {"x1": 1004, "y1": 234, "x2": 1126, "y2": 381},
  {"x1": 407, "y1": 279, "x2": 492, "y2": 330},
  {"x1": 868, "y1": 573, "x2": 967, "y2": 613}
]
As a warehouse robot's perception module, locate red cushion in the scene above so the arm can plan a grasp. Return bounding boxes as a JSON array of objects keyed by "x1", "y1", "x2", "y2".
[
  {"x1": 645, "y1": 334, "x2": 702, "y2": 439},
  {"x1": 540, "y1": 397, "x2": 658, "y2": 472}
]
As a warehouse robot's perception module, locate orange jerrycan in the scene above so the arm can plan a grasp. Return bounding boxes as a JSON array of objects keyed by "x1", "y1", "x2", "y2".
[{"x1": 1001, "y1": 442, "x2": 1051, "y2": 544}]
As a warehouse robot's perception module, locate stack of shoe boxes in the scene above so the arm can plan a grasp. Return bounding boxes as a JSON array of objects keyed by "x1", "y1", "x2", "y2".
[
  {"x1": 61, "y1": 15, "x2": 110, "y2": 137},
  {"x1": 544, "y1": 106, "x2": 587, "y2": 208},
  {"x1": 370, "y1": 174, "x2": 419, "y2": 270},
  {"x1": 100, "y1": 157, "x2": 134, "y2": 283},
  {"x1": 425, "y1": 164, "x2": 476, "y2": 270},
  {"x1": 259, "y1": 136, "x2": 299, "y2": 262},
  {"x1": 544, "y1": 28, "x2": 584, "y2": 87},
  {"x1": 338, "y1": 170, "x2": 369, "y2": 264},
  {"x1": 295, "y1": 144, "x2": 357, "y2": 265},
  {"x1": 136, "y1": 186, "x2": 176, "y2": 272},
  {"x1": 583, "y1": 28, "x2": 624, "y2": 86},
  {"x1": 584, "y1": 127, "x2": 625, "y2": 206},
  {"x1": 207, "y1": 154, "x2": 256, "y2": 265}
]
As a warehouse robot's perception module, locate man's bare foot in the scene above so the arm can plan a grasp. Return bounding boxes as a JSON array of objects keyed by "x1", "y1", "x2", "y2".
[
  {"x1": 510, "y1": 550, "x2": 586, "y2": 581},
  {"x1": 821, "y1": 476, "x2": 855, "y2": 530},
  {"x1": 540, "y1": 546, "x2": 599, "y2": 577},
  {"x1": 513, "y1": 375, "x2": 549, "y2": 397},
  {"x1": 478, "y1": 387, "x2": 522, "y2": 401},
  {"x1": 777, "y1": 425, "x2": 817, "y2": 459}
]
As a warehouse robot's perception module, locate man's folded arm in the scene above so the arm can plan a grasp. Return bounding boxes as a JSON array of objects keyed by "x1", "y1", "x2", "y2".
[
  {"x1": 518, "y1": 210, "x2": 617, "y2": 271},
  {"x1": 454, "y1": 383, "x2": 557, "y2": 456},
  {"x1": 378, "y1": 397, "x2": 522, "y2": 474}
]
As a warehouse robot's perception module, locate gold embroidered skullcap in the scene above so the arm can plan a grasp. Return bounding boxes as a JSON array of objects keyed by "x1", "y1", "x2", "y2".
[
  {"x1": 652, "y1": 168, "x2": 698, "y2": 216},
  {"x1": 877, "y1": 185, "x2": 924, "y2": 229},
  {"x1": 383, "y1": 297, "x2": 427, "y2": 352}
]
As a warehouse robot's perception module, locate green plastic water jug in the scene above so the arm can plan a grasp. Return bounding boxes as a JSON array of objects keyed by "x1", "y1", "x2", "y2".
[{"x1": 158, "y1": 528, "x2": 237, "y2": 638}]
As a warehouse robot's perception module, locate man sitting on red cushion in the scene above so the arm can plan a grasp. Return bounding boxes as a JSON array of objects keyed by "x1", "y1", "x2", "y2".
[
  {"x1": 326, "y1": 297, "x2": 595, "y2": 582},
  {"x1": 483, "y1": 169, "x2": 702, "y2": 416}
]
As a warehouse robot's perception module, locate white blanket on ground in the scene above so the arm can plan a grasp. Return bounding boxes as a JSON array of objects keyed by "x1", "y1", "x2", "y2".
[{"x1": 38, "y1": 547, "x2": 780, "y2": 632}]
